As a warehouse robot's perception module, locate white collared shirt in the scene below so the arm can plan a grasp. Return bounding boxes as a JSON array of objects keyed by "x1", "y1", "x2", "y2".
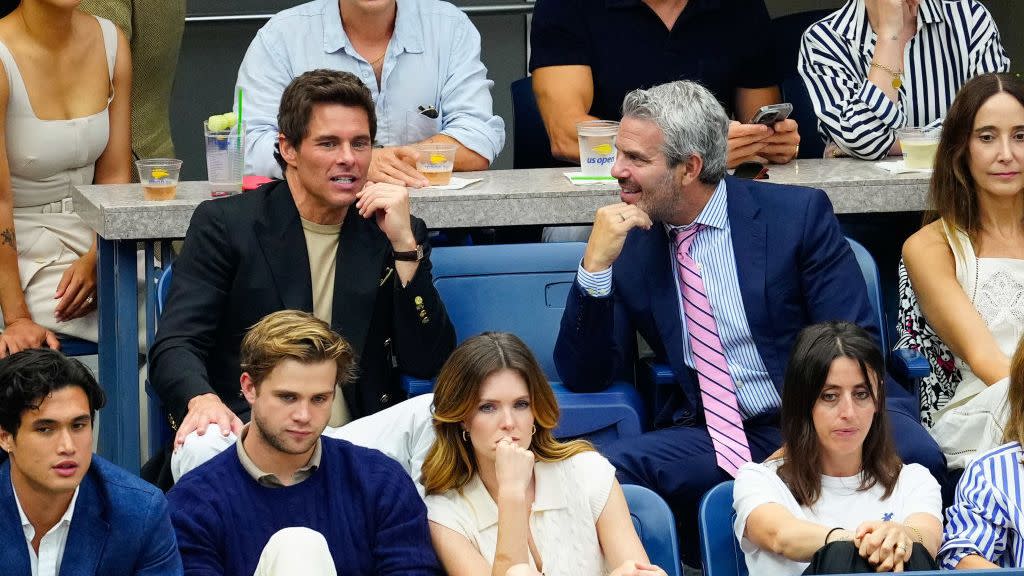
[
  {"x1": 14, "y1": 482, "x2": 79, "y2": 576},
  {"x1": 424, "y1": 451, "x2": 615, "y2": 575}
]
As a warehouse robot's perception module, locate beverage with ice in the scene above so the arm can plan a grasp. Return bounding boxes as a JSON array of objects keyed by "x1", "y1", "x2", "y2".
[
  {"x1": 576, "y1": 120, "x2": 619, "y2": 177},
  {"x1": 205, "y1": 114, "x2": 244, "y2": 196}
]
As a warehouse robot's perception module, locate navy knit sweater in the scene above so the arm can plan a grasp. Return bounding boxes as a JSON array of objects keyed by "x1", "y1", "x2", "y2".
[{"x1": 166, "y1": 437, "x2": 442, "y2": 575}]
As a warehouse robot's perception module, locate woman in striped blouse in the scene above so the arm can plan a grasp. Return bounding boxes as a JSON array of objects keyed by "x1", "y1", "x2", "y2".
[
  {"x1": 799, "y1": 0, "x2": 1009, "y2": 160},
  {"x1": 941, "y1": 338, "x2": 1024, "y2": 569}
]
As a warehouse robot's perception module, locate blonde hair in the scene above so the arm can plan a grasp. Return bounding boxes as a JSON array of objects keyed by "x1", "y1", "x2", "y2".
[
  {"x1": 421, "y1": 332, "x2": 593, "y2": 495},
  {"x1": 1002, "y1": 338, "x2": 1024, "y2": 445},
  {"x1": 240, "y1": 310, "x2": 356, "y2": 388}
]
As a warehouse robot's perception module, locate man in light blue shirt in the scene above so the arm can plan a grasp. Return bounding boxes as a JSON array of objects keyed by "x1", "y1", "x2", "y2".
[{"x1": 236, "y1": 0, "x2": 505, "y2": 185}]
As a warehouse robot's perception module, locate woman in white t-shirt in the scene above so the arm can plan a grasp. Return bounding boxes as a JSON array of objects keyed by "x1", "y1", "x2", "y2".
[
  {"x1": 422, "y1": 332, "x2": 667, "y2": 576},
  {"x1": 733, "y1": 321, "x2": 943, "y2": 575}
]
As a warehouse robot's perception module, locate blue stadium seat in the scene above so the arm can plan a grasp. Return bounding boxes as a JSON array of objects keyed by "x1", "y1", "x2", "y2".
[
  {"x1": 699, "y1": 480, "x2": 746, "y2": 576},
  {"x1": 772, "y1": 9, "x2": 834, "y2": 160},
  {"x1": 147, "y1": 264, "x2": 175, "y2": 456},
  {"x1": 405, "y1": 242, "x2": 645, "y2": 447},
  {"x1": 510, "y1": 76, "x2": 573, "y2": 170},
  {"x1": 622, "y1": 484, "x2": 682, "y2": 576},
  {"x1": 57, "y1": 335, "x2": 98, "y2": 357}
]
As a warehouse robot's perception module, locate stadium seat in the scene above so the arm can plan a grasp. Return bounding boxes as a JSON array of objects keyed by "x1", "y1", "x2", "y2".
[
  {"x1": 405, "y1": 242, "x2": 646, "y2": 447},
  {"x1": 698, "y1": 480, "x2": 746, "y2": 576},
  {"x1": 623, "y1": 484, "x2": 682, "y2": 576}
]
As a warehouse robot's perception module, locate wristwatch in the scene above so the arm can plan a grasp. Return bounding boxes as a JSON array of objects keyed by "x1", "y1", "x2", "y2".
[{"x1": 393, "y1": 245, "x2": 424, "y2": 262}]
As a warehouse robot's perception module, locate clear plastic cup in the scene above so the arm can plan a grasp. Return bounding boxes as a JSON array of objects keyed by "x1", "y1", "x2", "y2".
[
  {"x1": 415, "y1": 143, "x2": 457, "y2": 186},
  {"x1": 897, "y1": 127, "x2": 941, "y2": 170},
  {"x1": 576, "y1": 120, "x2": 619, "y2": 176},
  {"x1": 204, "y1": 120, "x2": 245, "y2": 196},
  {"x1": 136, "y1": 158, "x2": 182, "y2": 201}
]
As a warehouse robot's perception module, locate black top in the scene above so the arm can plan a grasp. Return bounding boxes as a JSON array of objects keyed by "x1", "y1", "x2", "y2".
[{"x1": 529, "y1": 0, "x2": 780, "y2": 120}]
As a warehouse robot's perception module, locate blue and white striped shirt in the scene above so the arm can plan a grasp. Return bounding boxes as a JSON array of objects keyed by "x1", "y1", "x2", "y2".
[
  {"x1": 940, "y1": 441, "x2": 1024, "y2": 569},
  {"x1": 577, "y1": 180, "x2": 780, "y2": 419},
  {"x1": 798, "y1": 0, "x2": 1010, "y2": 160}
]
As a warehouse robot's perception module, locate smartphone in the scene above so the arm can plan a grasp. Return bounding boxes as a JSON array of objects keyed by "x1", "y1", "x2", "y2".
[
  {"x1": 750, "y1": 103, "x2": 793, "y2": 126},
  {"x1": 734, "y1": 161, "x2": 769, "y2": 180}
]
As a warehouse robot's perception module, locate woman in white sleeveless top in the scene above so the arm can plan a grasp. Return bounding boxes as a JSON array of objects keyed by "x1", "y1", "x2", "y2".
[
  {"x1": 903, "y1": 73, "x2": 1024, "y2": 470},
  {"x1": 0, "y1": 0, "x2": 130, "y2": 356}
]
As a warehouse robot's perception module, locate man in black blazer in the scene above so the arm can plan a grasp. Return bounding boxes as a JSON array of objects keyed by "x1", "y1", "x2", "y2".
[{"x1": 150, "y1": 69, "x2": 455, "y2": 448}]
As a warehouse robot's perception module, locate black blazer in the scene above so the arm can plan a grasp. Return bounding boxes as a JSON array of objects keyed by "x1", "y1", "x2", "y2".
[{"x1": 149, "y1": 180, "x2": 455, "y2": 426}]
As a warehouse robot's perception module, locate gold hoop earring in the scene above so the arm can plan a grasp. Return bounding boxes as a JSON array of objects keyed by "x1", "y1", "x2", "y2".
[{"x1": 461, "y1": 429, "x2": 468, "y2": 442}]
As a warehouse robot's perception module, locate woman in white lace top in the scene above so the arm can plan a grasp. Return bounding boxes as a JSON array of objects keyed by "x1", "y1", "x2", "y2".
[{"x1": 903, "y1": 72, "x2": 1024, "y2": 469}]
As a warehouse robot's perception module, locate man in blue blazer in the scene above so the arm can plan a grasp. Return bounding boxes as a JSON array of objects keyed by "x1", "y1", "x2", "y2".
[
  {"x1": 554, "y1": 80, "x2": 944, "y2": 558},
  {"x1": 0, "y1": 349, "x2": 181, "y2": 576}
]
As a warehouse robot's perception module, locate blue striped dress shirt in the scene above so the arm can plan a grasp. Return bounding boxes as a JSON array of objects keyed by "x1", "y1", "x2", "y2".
[
  {"x1": 576, "y1": 180, "x2": 780, "y2": 419},
  {"x1": 940, "y1": 441, "x2": 1024, "y2": 569},
  {"x1": 798, "y1": 0, "x2": 1010, "y2": 160}
]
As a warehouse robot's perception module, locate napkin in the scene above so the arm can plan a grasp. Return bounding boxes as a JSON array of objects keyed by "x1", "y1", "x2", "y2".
[
  {"x1": 875, "y1": 160, "x2": 932, "y2": 175},
  {"x1": 425, "y1": 177, "x2": 483, "y2": 190},
  {"x1": 563, "y1": 172, "x2": 618, "y2": 186}
]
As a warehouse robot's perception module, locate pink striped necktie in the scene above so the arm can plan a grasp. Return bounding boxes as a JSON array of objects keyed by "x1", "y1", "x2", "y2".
[{"x1": 673, "y1": 225, "x2": 752, "y2": 477}]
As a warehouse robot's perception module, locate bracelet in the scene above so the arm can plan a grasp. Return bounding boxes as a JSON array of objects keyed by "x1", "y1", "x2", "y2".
[
  {"x1": 825, "y1": 526, "x2": 844, "y2": 546},
  {"x1": 870, "y1": 61, "x2": 904, "y2": 90},
  {"x1": 903, "y1": 523, "x2": 923, "y2": 544}
]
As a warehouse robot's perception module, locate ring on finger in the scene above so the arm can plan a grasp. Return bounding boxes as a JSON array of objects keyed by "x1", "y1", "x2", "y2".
[
  {"x1": 895, "y1": 543, "x2": 907, "y2": 553},
  {"x1": 85, "y1": 295, "x2": 95, "y2": 305}
]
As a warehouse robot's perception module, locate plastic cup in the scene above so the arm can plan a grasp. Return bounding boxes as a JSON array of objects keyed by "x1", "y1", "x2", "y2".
[
  {"x1": 204, "y1": 120, "x2": 245, "y2": 196},
  {"x1": 897, "y1": 127, "x2": 941, "y2": 170},
  {"x1": 576, "y1": 120, "x2": 619, "y2": 177},
  {"x1": 136, "y1": 158, "x2": 182, "y2": 201},
  {"x1": 415, "y1": 143, "x2": 457, "y2": 186}
]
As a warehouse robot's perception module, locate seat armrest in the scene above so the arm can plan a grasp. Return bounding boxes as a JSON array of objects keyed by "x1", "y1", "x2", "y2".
[
  {"x1": 891, "y1": 348, "x2": 930, "y2": 380},
  {"x1": 401, "y1": 374, "x2": 435, "y2": 398}
]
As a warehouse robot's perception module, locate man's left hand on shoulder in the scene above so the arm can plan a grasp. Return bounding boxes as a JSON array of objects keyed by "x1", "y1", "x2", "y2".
[
  {"x1": 759, "y1": 119, "x2": 800, "y2": 164},
  {"x1": 356, "y1": 182, "x2": 417, "y2": 250}
]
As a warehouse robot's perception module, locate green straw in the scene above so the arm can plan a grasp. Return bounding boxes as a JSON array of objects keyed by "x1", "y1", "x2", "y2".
[{"x1": 236, "y1": 87, "x2": 244, "y2": 148}]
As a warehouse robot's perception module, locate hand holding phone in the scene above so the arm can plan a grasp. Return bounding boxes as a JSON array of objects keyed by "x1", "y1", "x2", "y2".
[{"x1": 750, "y1": 103, "x2": 793, "y2": 126}]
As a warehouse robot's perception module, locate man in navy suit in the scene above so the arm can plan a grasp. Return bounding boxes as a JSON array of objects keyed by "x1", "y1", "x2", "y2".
[
  {"x1": 0, "y1": 349, "x2": 181, "y2": 575},
  {"x1": 554, "y1": 80, "x2": 944, "y2": 558}
]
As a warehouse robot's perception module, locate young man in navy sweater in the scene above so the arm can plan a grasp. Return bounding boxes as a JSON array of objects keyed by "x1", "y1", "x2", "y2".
[{"x1": 166, "y1": 310, "x2": 441, "y2": 575}]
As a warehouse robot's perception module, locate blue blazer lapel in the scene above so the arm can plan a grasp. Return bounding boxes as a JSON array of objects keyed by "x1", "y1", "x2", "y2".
[
  {"x1": 724, "y1": 177, "x2": 778, "y2": 385},
  {"x1": 0, "y1": 462, "x2": 31, "y2": 575},
  {"x1": 61, "y1": 470, "x2": 109, "y2": 576}
]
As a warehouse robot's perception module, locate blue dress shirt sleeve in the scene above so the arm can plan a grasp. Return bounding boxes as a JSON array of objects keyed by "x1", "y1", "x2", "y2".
[
  {"x1": 437, "y1": 12, "x2": 506, "y2": 162},
  {"x1": 235, "y1": 27, "x2": 292, "y2": 178},
  {"x1": 576, "y1": 262, "x2": 612, "y2": 297}
]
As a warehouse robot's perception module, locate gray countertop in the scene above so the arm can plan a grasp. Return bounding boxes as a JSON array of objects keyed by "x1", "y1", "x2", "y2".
[{"x1": 73, "y1": 159, "x2": 931, "y2": 240}]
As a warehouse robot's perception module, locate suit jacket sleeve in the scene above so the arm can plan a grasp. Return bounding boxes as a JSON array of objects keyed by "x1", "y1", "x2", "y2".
[
  {"x1": 389, "y1": 217, "x2": 455, "y2": 379},
  {"x1": 553, "y1": 280, "x2": 632, "y2": 393},
  {"x1": 149, "y1": 199, "x2": 236, "y2": 422},
  {"x1": 798, "y1": 189, "x2": 883, "y2": 342},
  {"x1": 134, "y1": 490, "x2": 184, "y2": 575}
]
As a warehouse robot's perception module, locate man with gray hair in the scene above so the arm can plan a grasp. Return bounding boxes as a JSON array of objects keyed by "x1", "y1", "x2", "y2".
[{"x1": 553, "y1": 80, "x2": 944, "y2": 561}]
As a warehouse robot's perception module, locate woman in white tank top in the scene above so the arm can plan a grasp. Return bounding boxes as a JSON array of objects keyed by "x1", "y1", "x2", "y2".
[
  {"x1": 903, "y1": 73, "x2": 1024, "y2": 469},
  {"x1": 0, "y1": 0, "x2": 131, "y2": 355}
]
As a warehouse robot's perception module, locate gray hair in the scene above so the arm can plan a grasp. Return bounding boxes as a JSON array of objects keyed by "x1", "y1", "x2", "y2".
[{"x1": 621, "y1": 81, "x2": 729, "y2": 185}]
